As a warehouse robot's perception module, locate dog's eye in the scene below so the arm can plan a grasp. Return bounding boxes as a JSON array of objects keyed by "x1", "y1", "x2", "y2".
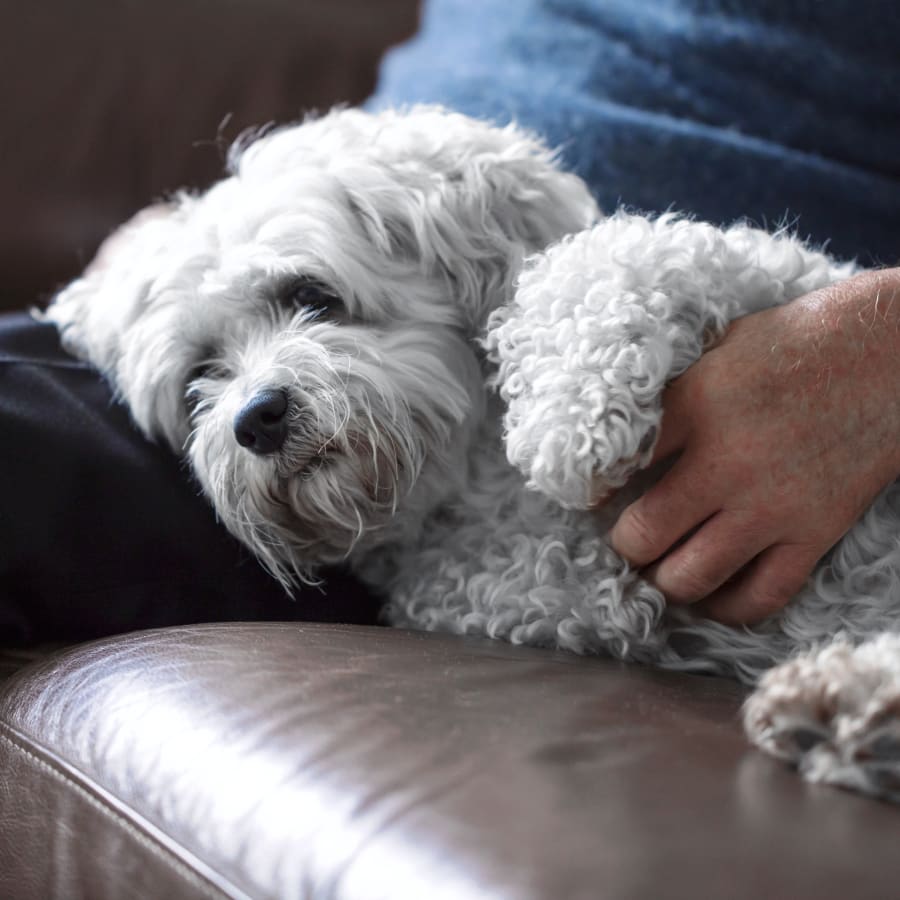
[
  {"x1": 189, "y1": 362, "x2": 214, "y2": 381},
  {"x1": 282, "y1": 278, "x2": 344, "y2": 320},
  {"x1": 185, "y1": 355, "x2": 221, "y2": 413},
  {"x1": 188, "y1": 352, "x2": 220, "y2": 383}
]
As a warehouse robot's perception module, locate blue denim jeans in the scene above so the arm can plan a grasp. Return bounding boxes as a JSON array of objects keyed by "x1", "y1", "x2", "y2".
[{"x1": 368, "y1": 0, "x2": 899, "y2": 265}]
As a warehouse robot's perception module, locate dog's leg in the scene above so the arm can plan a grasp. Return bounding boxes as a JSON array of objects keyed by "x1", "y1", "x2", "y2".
[
  {"x1": 744, "y1": 633, "x2": 900, "y2": 802},
  {"x1": 379, "y1": 464, "x2": 668, "y2": 660},
  {"x1": 486, "y1": 211, "x2": 851, "y2": 508}
]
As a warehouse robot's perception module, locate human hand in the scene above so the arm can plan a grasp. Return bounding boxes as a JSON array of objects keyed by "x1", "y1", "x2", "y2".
[{"x1": 609, "y1": 268, "x2": 900, "y2": 625}]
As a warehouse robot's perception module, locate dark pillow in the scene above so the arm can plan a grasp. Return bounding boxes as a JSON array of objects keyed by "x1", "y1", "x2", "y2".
[
  {"x1": 367, "y1": 0, "x2": 900, "y2": 266},
  {"x1": 0, "y1": 313, "x2": 380, "y2": 644}
]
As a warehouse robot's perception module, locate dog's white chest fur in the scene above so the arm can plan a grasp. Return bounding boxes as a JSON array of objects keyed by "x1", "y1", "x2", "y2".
[{"x1": 46, "y1": 106, "x2": 900, "y2": 802}]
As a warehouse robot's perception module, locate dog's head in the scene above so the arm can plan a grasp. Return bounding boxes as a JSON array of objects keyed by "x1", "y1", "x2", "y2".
[{"x1": 48, "y1": 106, "x2": 597, "y2": 584}]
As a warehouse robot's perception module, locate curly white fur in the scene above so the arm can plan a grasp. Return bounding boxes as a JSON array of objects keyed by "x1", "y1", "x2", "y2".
[{"x1": 46, "y1": 105, "x2": 900, "y2": 802}]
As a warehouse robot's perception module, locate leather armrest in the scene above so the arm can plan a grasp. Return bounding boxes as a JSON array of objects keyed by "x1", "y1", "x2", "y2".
[{"x1": 2, "y1": 623, "x2": 898, "y2": 898}]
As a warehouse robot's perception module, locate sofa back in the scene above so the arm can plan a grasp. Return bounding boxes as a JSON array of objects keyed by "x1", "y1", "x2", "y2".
[{"x1": 0, "y1": 0, "x2": 418, "y2": 310}]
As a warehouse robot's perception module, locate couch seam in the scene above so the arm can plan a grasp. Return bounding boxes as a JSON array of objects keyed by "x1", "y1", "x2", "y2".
[
  {"x1": 0, "y1": 724, "x2": 250, "y2": 900},
  {"x1": 0, "y1": 355, "x2": 92, "y2": 369}
]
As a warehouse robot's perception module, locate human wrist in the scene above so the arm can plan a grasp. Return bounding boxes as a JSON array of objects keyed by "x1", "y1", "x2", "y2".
[
  {"x1": 787, "y1": 267, "x2": 900, "y2": 478},
  {"x1": 834, "y1": 268, "x2": 900, "y2": 474}
]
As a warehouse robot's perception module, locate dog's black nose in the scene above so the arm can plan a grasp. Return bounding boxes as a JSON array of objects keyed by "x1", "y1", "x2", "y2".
[{"x1": 233, "y1": 390, "x2": 289, "y2": 455}]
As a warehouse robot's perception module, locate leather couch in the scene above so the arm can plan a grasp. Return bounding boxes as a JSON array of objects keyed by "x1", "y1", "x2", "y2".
[{"x1": 2, "y1": 1, "x2": 899, "y2": 897}]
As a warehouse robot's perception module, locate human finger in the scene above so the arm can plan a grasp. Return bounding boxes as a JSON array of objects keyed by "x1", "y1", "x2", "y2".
[
  {"x1": 648, "y1": 379, "x2": 692, "y2": 465},
  {"x1": 645, "y1": 510, "x2": 770, "y2": 605},
  {"x1": 696, "y1": 543, "x2": 820, "y2": 626},
  {"x1": 609, "y1": 450, "x2": 720, "y2": 567}
]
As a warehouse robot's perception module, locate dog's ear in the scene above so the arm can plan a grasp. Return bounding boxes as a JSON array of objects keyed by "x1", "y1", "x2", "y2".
[
  {"x1": 352, "y1": 108, "x2": 599, "y2": 331},
  {"x1": 44, "y1": 200, "x2": 215, "y2": 445},
  {"x1": 238, "y1": 107, "x2": 597, "y2": 333},
  {"x1": 45, "y1": 204, "x2": 185, "y2": 372}
]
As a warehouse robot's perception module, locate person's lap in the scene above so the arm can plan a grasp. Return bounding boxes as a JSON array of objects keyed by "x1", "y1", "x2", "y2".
[{"x1": 367, "y1": 0, "x2": 900, "y2": 265}]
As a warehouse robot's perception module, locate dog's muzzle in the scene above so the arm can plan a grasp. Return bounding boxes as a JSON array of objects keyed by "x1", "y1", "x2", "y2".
[{"x1": 233, "y1": 389, "x2": 289, "y2": 455}]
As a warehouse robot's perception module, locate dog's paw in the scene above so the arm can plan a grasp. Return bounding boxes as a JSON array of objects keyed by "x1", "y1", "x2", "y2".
[
  {"x1": 486, "y1": 225, "x2": 678, "y2": 509},
  {"x1": 744, "y1": 635, "x2": 900, "y2": 802}
]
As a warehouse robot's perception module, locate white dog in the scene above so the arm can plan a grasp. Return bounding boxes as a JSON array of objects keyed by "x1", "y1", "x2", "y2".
[{"x1": 47, "y1": 106, "x2": 900, "y2": 802}]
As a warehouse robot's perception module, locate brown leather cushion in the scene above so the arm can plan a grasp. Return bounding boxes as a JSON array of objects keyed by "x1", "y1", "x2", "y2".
[
  {"x1": 2, "y1": 623, "x2": 899, "y2": 899},
  {"x1": 0, "y1": 0, "x2": 418, "y2": 309}
]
